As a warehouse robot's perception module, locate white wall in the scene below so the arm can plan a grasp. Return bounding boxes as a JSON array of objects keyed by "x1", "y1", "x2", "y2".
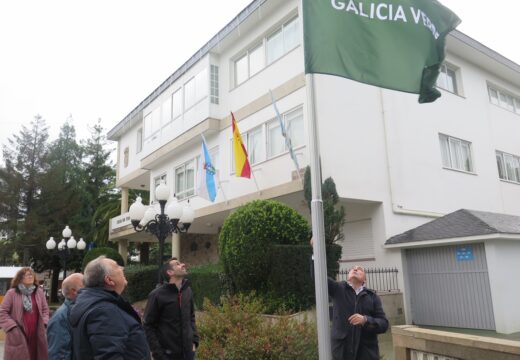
[
  {"x1": 117, "y1": 121, "x2": 143, "y2": 179},
  {"x1": 485, "y1": 240, "x2": 520, "y2": 334}
]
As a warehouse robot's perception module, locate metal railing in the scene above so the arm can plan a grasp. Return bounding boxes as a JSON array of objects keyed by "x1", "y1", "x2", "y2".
[{"x1": 336, "y1": 267, "x2": 400, "y2": 293}]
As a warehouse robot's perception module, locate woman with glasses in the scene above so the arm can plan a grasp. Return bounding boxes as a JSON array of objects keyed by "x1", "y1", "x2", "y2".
[{"x1": 0, "y1": 267, "x2": 49, "y2": 360}]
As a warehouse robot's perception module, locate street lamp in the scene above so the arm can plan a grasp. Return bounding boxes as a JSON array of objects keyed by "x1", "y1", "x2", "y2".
[
  {"x1": 46, "y1": 226, "x2": 87, "y2": 280},
  {"x1": 129, "y1": 181, "x2": 194, "y2": 284}
]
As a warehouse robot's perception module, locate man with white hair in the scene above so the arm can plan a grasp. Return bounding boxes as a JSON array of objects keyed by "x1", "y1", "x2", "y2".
[
  {"x1": 311, "y1": 238, "x2": 388, "y2": 360},
  {"x1": 69, "y1": 256, "x2": 150, "y2": 359},
  {"x1": 47, "y1": 272, "x2": 84, "y2": 359}
]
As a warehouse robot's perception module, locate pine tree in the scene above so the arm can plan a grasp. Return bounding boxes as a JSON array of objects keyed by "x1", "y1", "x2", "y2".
[
  {"x1": 2, "y1": 115, "x2": 49, "y2": 264},
  {"x1": 81, "y1": 119, "x2": 116, "y2": 245},
  {"x1": 303, "y1": 166, "x2": 345, "y2": 245}
]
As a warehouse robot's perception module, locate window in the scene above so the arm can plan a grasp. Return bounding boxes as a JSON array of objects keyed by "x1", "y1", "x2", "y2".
[
  {"x1": 436, "y1": 63, "x2": 458, "y2": 94},
  {"x1": 246, "y1": 126, "x2": 264, "y2": 165},
  {"x1": 161, "y1": 96, "x2": 172, "y2": 126},
  {"x1": 229, "y1": 105, "x2": 305, "y2": 173},
  {"x1": 233, "y1": 16, "x2": 300, "y2": 86},
  {"x1": 234, "y1": 43, "x2": 265, "y2": 85},
  {"x1": 184, "y1": 69, "x2": 208, "y2": 109},
  {"x1": 439, "y1": 134, "x2": 473, "y2": 172},
  {"x1": 136, "y1": 128, "x2": 143, "y2": 154},
  {"x1": 175, "y1": 160, "x2": 195, "y2": 200},
  {"x1": 488, "y1": 85, "x2": 520, "y2": 114},
  {"x1": 143, "y1": 108, "x2": 161, "y2": 144},
  {"x1": 267, "y1": 121, "x2": 285, "y2": 158},
  {"x1": 267, "y1": 17, "x2": 300, "y2": 65},
  {"x1": 172, "y1": 89, "x2": 182, "y2": 119},
  {"x1": 210, "y1": 65, "x2": 219, "y2": 104},
  {"x1": 496, "y1": 151, "x2": 520, "y2": 183},
  {"x1": 267, "y1": 106, "x2": 304, "y2": 158}
]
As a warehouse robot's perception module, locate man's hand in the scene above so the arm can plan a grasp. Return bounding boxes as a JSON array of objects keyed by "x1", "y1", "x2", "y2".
[
  {"x1": 348, "y1": 313, "x2": 367, "y2": 326},
  {"x1": 193, "y1": 343, "x2": 196, "y2": 352}
]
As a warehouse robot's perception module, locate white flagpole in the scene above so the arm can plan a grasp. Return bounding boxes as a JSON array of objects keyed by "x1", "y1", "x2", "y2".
[
  {"x1": 306, "y1": 73, "x2": 333, "y2": 359},
  {"x1": 251, "y1": 169, "x2": 261, "y2": 193},
  {"x1": 216, "y1": 172, "x2": 228, "y2": 202}
]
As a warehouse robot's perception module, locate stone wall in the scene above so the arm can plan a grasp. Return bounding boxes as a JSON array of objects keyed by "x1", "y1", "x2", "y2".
[
  {"x1": 180, "y1": 233, "x2": 219, "y2": 267},
  {"x1": 392, "y1": 325, "x2": 520, "y2": 360},
  {"x1": 380, "y1": 292, "x2": 405, "y2": 326}
]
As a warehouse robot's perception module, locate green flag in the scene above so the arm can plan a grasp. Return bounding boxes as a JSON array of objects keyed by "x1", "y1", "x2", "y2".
[{"x1": 303, "y1": 0, "x2": 461, "y2": 103}]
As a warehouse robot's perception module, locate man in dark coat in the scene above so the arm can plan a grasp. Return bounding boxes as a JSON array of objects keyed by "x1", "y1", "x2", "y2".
[
  {"x1": 311, "y1": 238, "x2": 388, "y2": 360},
  {"x1": 144, "y1": 257, "x2": 199, "y2": 360},
  {"x1": 47, "y1": 272, "x2": 84, "y2": 360},
  {"x1": 329, "y1": 265, "x2": 389, "y2": 360},
  {"x1": 69, "y1": 256, "x2": 150, "y2": 360}
]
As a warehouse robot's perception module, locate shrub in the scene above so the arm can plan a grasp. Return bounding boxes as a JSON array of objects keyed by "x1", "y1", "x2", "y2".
[
  {"x1": 197, "y1": 294, "x2": 318, "y2": 360},
  {"x1": 123, "y1": 262, "x2": 226, "y2": 306},
  {"x1": 188, "y1": 263, "x2": 226, "y2": 309},
  {"x1": 219, "y1": 200, "x2": 310, "y2": 293},
  {"x1": 81, "y1": 247, "x2": 125, "y2": 270},
  {"x1": 123, "y1": 264, "x2": 157, "y2": 303},
  {"x1": 263, "y1": 244, "x2": 343, "y2": 313}
]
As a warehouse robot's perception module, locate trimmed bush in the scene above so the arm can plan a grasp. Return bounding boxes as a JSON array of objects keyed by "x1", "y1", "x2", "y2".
[
  {"x1": 123, "y1": 264, "x2": 157, "y2": 303},
  {"x1": 219, "y1": 200, "x2": 310, "y2": 293},
  {"x1": 123, "y1": 263, "x2": 226, "y2": 307},
  {"x1": 197, "y1": 294, "x2": 318, "y2": 360},
  {"x1": 264, "y1": 243, "x2": 343, "y2": 313},
  {"x1": 188, "y1": 263, "x2": 226, "y2": 309},
  {"x1": 81, "y1": 247, "x2": 125, "y2": 269}
]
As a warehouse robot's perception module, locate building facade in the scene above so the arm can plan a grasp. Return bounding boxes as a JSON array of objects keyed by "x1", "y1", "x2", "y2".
[{"x1": 107, "y1": 0, "x2": 520, "y2": 329}]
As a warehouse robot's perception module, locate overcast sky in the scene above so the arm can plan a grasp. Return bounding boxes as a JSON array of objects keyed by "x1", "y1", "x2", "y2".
[{"x1": 0, "y1": 0, "x2": 518, "y2": 164}]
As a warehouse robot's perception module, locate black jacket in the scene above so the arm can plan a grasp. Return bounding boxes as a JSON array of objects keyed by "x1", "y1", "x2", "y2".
[
  {"x1": 69, "y1": 287, "x2": 150, "y2": 360},
  {"x1": 328, "y1": 278, "x2": 388, "y2": 360},
  {"x1": 143, "y1": 280, "x2": 199, "y2": 360}
]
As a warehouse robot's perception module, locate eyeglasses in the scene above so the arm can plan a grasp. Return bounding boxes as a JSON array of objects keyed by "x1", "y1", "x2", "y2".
[{"x1": 23, "y1": 273, "x2": 34, "y2": 278}]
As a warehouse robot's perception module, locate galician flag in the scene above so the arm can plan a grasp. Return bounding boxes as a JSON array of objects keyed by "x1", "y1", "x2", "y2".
[
  {"x1": 231, "y1": 112, "x2": 251, "y2": 178},
  {"x1": 303, "y1": 0, "x2": 461, "y2": 103},
  {"x1": 197, "y1": 135, "x2": 217, "y2": 202}
]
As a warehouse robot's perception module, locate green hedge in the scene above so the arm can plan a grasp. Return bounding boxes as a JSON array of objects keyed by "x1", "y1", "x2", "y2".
[
  {"x1": 219, "y1": 200, "x2": 310, "y2": 294},
  {"x1": 264, "y1": 244, "x2": 342, "y2": 313},
  {"x1": 123, "y1": 264, "x2": 157, "y2": 303},
  {"x1": 123, "y1": 263, "x2": 226, "y2": 307},
  {"x1": 187, "y1": 264, "x2": 226, "y2": 309}
]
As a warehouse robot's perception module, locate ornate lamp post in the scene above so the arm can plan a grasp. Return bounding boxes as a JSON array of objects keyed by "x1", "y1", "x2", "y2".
[
  {"x1": 46, "y1": 226, "x2": 87, "y2": 280},
  {"x1": 129, "y1": 182, "x2": 194, "y2": 284}
]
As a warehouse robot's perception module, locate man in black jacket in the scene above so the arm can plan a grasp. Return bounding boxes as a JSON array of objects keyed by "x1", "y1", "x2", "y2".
[
  {"x1": 69, "y1": 256, "x2": 150, "y2": 360},
  {"x1": 328, "y1": 265, "x2": 389, "y2": 360},
  {"x1": 311, "y1": 238, "x2": 388, "y2": 360},
  {"x1": 144, "y1": 258, "x2": 199, "y2": 360}
]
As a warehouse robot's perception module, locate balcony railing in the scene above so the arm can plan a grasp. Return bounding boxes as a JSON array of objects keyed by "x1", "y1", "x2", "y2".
[{"x1": 336, "y1": 267, "x2": 400, "y2": 293}]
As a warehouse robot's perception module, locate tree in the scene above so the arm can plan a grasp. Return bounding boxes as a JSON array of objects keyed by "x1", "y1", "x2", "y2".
[
  {"x1": 1, "y1": 115, "x2": 49, "y2": 264},
  {"x1": 219, "y1": 200, "x2": 310, "y2": 293},
  {"x1": 80, "y1": 120, "x2": 116, "y2": 245},
  {"x1": 303, "y1": 166, "x2": 345, "y2": 245},
  {"x1": 37, "y1": 119, "x2": 84, "y2": 302}
]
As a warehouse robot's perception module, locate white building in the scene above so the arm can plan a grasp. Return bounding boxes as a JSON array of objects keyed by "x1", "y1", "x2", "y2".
[{"x1": 107, "y1": 0, "x2": 520, "y2": 332}]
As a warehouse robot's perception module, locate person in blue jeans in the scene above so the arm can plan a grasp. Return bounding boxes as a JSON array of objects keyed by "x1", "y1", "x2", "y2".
[{"x1": 144, "y1": 258, "x2": 199, "y2": 360}]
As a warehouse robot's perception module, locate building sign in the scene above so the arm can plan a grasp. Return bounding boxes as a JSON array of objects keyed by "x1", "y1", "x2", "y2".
[
  {"x1": 111, "y1": 213, "x2": 132, "y2": 232},
  {"x1": 456, "y1": 246, "x2": 474, "y2": 262}
]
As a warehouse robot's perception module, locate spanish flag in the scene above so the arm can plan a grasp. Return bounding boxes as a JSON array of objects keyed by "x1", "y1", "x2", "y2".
[{"x1": 231, "y1": 112, "x2": 251, "y2": 178}]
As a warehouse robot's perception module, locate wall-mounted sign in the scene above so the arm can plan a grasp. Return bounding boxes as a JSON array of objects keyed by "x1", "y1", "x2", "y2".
[{"x1": 456, "y1": 245, "x2": 474, "y2": 261}]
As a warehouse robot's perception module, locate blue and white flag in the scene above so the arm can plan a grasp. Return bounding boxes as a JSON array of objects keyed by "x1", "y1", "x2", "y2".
[
  {"x1": 197, "y1": 135, "x2": 217, "y2": 202},
  {"x1": 269, "y1": 89, "x2": 301, "y2": 175}
]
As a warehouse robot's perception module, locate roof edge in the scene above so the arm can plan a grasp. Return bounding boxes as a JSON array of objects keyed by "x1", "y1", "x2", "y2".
[{"x1": 107, "y1": 0, "x2": 266, "y2": 141}]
